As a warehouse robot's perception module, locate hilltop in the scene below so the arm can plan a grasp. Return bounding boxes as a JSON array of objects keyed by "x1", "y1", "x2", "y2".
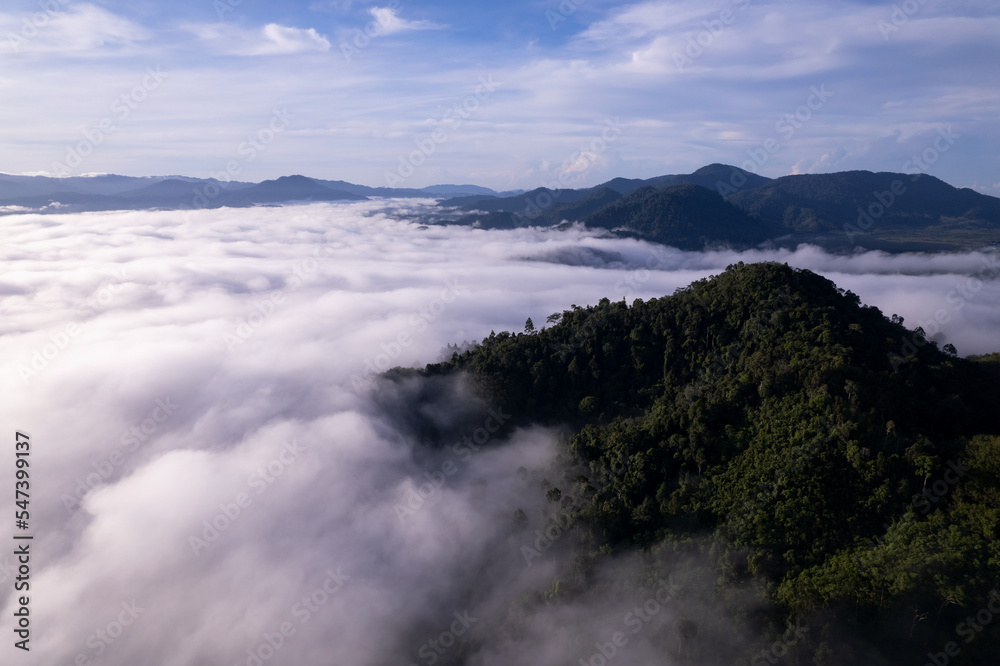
[{"x1": 390, "y1": 262, "x2": 1000, "y2": 664}]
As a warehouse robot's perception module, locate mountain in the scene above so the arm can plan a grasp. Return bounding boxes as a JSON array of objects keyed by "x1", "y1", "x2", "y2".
[
  {"x1": 311, "y1": 178, "x2": 433, "y2": 198},
  {"x1": 0, "y1": 173, "x2": 505, "y2": 213},
  {"x1": 434, "y1": 165, "x2": 1000, "y2": 251},
  {"x1": 671, "y1": 162, "x2": 772, "y2": 193},
  {"x1": 728, "y1": 170, "x2": 1000, "y2": 235},
  {"x1": 224, "y1": 175, "x2": 365, "y2": 203},
  {"x1": 120, "y1": 178, "x2": 207, "y2": 199},
  {"x1": 596, "y1": 164, "x2": 770, "y2": 196},
  {"x1": 0, "y1": 174, "x2": 184, "y2": 199},
  {"x1": 544, "y1": 186, "x2": 624, "y2": 221},
  {"x1": 0, "y1": 174, "x2": 364, "y2": 211},
  {"x1": 3, "y1": 167, "x2": 998, "y2": 251},
  {"x1": 431, "y1": 166, "x2": 779, "y2": 248},
  {"x1": 441, "y1": 182, "x2": 644, "y2": 212},
  {"x1": 419, "y1": 184, "x2": 499, "y2": 196},
  {"x1": 399, "y1": 262, "x2": 1000, "y2": 665},
  {"x1": 593, "y1": 176, "x2": 678, "y2": 195},
  {"x1": 117, "y1": 178, "x2": 232, "y2": 207},
  {"x1": 440, "y1": 165, "x2": 767, "y2": 212},
  {"x1": 311, "y1": 179, "x2": 508, "y2": 198},
  {"x1": 0, "y1": 173, "x2": 497, "y2": 210},
  {"x1": 440, "y1": 186, "x2": 594, "y2": 214},
  {"x1": 582, "y1": 183, "x2": 776, "y2": 249},
  {"x1": 448, "y1": 187, "x2": 628, "y2": 230}
]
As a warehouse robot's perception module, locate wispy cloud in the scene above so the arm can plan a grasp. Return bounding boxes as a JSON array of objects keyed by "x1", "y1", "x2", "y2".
[
  {"x1": 0, "y1": 3, "x2": 149, "y2": 55},
  {"x1": 187, "y1": 22, "x2": 331, "y2": 56},
  {"x1": 0, "y1": 202, "x2": 998, "y2": 664},
  {"x1": 367, "y1": 6, "x2": 444, "y2": 35}
]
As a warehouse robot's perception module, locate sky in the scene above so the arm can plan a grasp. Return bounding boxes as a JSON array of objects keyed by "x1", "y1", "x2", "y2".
[
  {"x1": 0, "y1": 201, "x2": 998, "y2": 664},
  {"x1": 1, "y1": 0, "x2": 999, "y2": 191}
]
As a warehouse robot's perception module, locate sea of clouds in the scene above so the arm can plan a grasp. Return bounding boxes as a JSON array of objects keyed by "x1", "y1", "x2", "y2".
[{"x1": 0, "y1": 200, "x2": 997, "y2": 665}]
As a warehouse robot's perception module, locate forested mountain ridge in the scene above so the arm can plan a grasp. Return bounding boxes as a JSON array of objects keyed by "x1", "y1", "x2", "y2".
[
  {"x1": 582, "y1": 184, "x2": 778, "y2": 249},
  {"x1": 6, "y1": 166, "x2": 998, "y2": 251},
  {"x1": 727, "y1": 170, "x2": 1000, "y2": 234},
  {"x1": 405, "y1": 262, "x2": 1000, "y2": 664},
  {"x1": 439, "y1": 165, "x2": 1000, "y2": 251}
]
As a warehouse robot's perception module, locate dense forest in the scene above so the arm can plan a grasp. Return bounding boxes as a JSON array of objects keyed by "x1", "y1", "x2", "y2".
[
  {"x1": 394, "y1": 262, "x2": 1000, "y2": 665},
  {"x1": 438, "y1": 164, "x2": 1000, "y2": 251}
]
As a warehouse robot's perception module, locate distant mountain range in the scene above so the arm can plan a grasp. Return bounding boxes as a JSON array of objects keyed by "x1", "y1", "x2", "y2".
[
  {"x1": 2, "y1": 164, "x2": 998, "y2": 252},
  {"x1": 434, "y1": 164, "x2": 1000, "y2": 251},
  {"x1": 0, "y1": 173, "x2": 517, "y2": 211}
]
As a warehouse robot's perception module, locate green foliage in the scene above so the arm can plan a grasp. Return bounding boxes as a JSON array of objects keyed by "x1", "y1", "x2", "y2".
[
  {"x1": 418, "y1": 262, "x2": 1000, "y2": 664},
  {"x1": 728, "y1": 171, "x2": 1000, "y2": 234},
  {"x1": 582, "y1": 184, "x2": 775, "y2": 249},
  {"x1": 439, "y1": 168, "x2": 1000, "y2": 251}
]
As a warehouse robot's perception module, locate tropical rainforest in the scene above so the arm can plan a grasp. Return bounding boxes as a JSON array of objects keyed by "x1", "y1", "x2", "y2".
[{"x1": 392, "y1": 262, "x2": 1000, "y2": 665}]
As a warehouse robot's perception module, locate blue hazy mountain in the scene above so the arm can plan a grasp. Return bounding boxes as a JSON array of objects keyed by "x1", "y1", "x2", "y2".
[{"x1": 2, "y1": 166, "x2": 997, "y2": 251}]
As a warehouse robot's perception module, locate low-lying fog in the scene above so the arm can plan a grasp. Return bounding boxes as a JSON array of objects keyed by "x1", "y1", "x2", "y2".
[{"x1": 0, "y1": 201, "x2": 996, "y2": 665}]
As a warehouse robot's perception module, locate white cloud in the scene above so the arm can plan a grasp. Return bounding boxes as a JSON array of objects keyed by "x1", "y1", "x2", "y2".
[
  {"x1": 576, "y1": 0, "x2": 709, "y2": 44},
  {"x1": 0, "y1": 202, "x2": 997, "y2": 664},
  {"x1": 368, "y1": 6, "x2": 443, "y2": 35},
  {"x1": 259, "y1": 23, "x2": 332, "y2": 54},
  {"x1": 187, "y1": 22, "x2": 331, "y2": 56},
  {"x1": 0, "y1": 3, "x2": 149, "y2": 55}
]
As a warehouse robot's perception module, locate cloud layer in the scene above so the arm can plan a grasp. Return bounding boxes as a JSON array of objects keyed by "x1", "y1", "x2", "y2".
[{"x1": 0, "y1": 202, "x2": 997, "y2": 664}]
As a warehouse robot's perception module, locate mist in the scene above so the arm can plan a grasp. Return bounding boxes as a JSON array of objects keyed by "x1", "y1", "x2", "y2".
[{"x1": 0, "y1": 200, "x2": 996, "y2": 665}]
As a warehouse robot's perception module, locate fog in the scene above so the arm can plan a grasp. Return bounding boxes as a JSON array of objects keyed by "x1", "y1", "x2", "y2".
[{"x1": 0, "y1": 201, "x2": 996, "y2": 665}]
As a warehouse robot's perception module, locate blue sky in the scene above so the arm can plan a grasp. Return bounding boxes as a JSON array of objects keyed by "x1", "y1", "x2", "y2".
[{"x1": 1, "y1": 0, "x2": 998, "y2": 191}]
